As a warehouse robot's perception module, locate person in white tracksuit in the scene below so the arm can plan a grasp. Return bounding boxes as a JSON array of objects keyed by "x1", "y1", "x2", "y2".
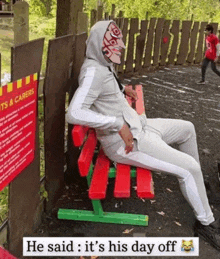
[{"x1": 66, "y1": 20, "x2": 220, "y2": 250}]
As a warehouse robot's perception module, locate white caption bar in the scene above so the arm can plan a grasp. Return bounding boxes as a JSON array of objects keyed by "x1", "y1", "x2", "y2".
[{"x1": 23, "y1": 237, "x2": 199, "y2": 256}]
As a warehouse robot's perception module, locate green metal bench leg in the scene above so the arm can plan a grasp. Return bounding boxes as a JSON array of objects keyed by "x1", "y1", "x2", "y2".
[
  {"x1": 58, "y1": 165, "x2": 149, "y2": 226},
  {"x1": 58, "y1": 208, "x2": 149, "y2": 226}
]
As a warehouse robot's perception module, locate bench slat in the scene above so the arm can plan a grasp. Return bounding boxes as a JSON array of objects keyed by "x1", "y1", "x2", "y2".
[
  {"x1": 72, "y1": 125, "x2": 89, "y2": 147},
  {"x1": 114, "y1": 164, "x2": 131, "y2": 198},
  {"x1": 137, "y1": 168, "x2": 155, "y2": 198},
  {"x1": 78, "y1": 130, "x2": 97, "y2": 176},
  {"x1": 126, "y1": 85, "x2": 133, "y2": 106},
  {"x1": 135, "y1": 85, "x2": 145, "y2": 115},
  {"x1": 89, "y1": 149, "x2": 110, "y2": 199}
]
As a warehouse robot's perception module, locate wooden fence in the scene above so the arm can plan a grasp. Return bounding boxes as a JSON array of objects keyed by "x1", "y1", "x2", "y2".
[{"x1": 88, "y1": 5, "x2": 219, "y2": 74}]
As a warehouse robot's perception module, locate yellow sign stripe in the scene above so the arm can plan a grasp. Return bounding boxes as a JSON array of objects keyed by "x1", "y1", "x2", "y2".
[
  {"x1": 0, "y1": 87, "x2": 2, "y2": 96},
  {"x1": 26, "y1": 75, "x2": 30, "y2": 85},
  {"x1": 7, "y1": 83, "x2": 13, "y2": 93},
  {"x1": 33, "y1": 73, "x2": 38, "y2": 81},
  {"x1": 17, "y1": 79, "x2": 22, "y2": 88}
]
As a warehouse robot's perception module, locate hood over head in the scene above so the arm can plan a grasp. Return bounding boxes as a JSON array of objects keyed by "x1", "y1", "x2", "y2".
[{"x1": 86, "y1": 20, "x2": 115, "y2": 67}]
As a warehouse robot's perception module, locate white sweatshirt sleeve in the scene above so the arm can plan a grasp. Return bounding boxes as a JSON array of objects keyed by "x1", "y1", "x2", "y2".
[{"x1": 66, "y1": 67, "x2": 123, "y2": 132}]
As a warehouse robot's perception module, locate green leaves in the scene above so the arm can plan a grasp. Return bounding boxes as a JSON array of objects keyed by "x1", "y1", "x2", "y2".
[{"x1": 94, "y1": 0, "x2": 220, "y2": 22}]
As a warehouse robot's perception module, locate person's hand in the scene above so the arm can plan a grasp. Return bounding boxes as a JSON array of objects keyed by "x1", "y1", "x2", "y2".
[
  {"x1": 124, "y1": 86, "x2": 138, "y2": 102},
  {"x1": 119, "y1": 124, "x2": 134, "y2": 154},
  {"x1": 214, "y1": 57, "x2": 219, "y2": 63}
]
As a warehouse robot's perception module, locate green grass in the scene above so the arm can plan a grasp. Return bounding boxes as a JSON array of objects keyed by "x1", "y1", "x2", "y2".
[{"x1": 0, "y1": 30, "x2": 13, "y2": 83}]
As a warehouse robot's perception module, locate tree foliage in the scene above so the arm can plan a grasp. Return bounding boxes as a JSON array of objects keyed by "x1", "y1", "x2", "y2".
[
  {"x1": 91, "y1": 0, "x2": 220, "y2": 22},
  {"x1": 26, "y1": 0, "x2": 57, "y2": 17}
]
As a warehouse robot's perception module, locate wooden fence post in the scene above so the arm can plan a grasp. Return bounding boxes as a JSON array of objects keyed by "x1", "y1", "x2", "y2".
[
  {"x1": 56, "y1": 0, "x2": 83, "y2": 37},
  {"x1": 118, "y1": 18, "x2": 129, "y2": 73},
  {"x1": 135, "y1": 20, "x2": 148, "y2": 72},
  {"x1": 91, "y1": 9, "x2": 97, "y2": 27},
  {"x1": 77, "y1": 12, "x2": 88, "y2": 34},
  {"x1": 13, "y1": 1, "x2": 29, "y2": 45},
  {"x1": 9, "y1": 38, "x2": 45, "y2": 257},
  {"x1": 160, "y1": 20, "x2": 171, "y2": 66},
  {"x1": 66, "y1": 33, "x2": 88, "y2": 183},
  {"x1": 153, "y1": 18, "x2": 164, "y2": 66},
  {"x1": 176, "y1": 20, "x2": 192, "y2": 65},
  {"x1": 44, "y1": 35, "x2": 74, "y2": 213},
  {"x1": 168, "y1": 20, "x2": 180, "y2": 64},
  {"x1": 143, "y1": 18, "x2": 157, "y2": 68},
  {"x1": 110, "y1": 4, "x2": 115, "y2": 19},
  {"x1": 118, "y1": 11, "x2": 123, "y2": 18},
  {"x1": 97, "y1": 5, "x2": 103, "y2": 21},
  {"x1": 104, "y1": 12, "x2": 109, "y2": 20},
  {"x1": 187, "y1": 21, "x2": 199, "y2": 63},
  {"x1": 125, "y1": 18, "x2": 139, "y2": 73}
]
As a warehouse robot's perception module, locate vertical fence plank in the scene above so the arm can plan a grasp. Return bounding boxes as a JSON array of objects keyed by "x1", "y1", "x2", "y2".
[
  {"x1": 114, "y1": 18, "x2": 119, "y2": 26},
  {"x1": 13, "y1": 1, "x2": 29, "y2": 45},
  {"x1": 110, "y1": 4, "x2": 115, "y2": 19},
  {"x1": 176, "y1": 20, "x2": 192, "y2": 65},
  {"x1": 77, "y1": 12, "x2": 88, "y2": 34},
  {"x1": 125, "y1": 18, "x2": 139, "y2": 73},
  {"x1": 168, "y1": 20, "x2": 180, "y2": 64},
  {"x1": 118, "y1": 17, "x2": 124, "y2": 29},
  {"x1": 160, "y1": 20, "x2": 171, "y2": 66},
  {"x1": 135, "y1": 20, "x2": 148, "y2": 72},
  {"x1": 97, "y1": 5, "x2": 103, "y2": 21},
  {"x1": 153, "y1": 18, "x2": 164, "y2": 66},
  {"x1": 9, "y1": 38, "x2": 44, "y2": 257},
  {"x1": 194, "y1": 22, "x2": 207, "y2": 64},
  {"x1": 69, "y1": 0, "x2": 83, "y2": 35},
  {"x1": 67, "y1": 33, "x2": 87, "y2": 182},
  {"x1": 43, "y1": 35, "x2": 74, "y2": 213},
  {"x1": 104, "y1": 12, "x2": 109, "y2": 20},
  {"x1": 118, "y1": 11, "x2": 123, "y2": 18},
  {"x1": 118, "y1": 18, "x2": 129, "y2": 73},
  {"x1": 143, "y1": 18, "x2": 157, "y2": 68},
  {"x1": 187, "y1": 21, "x2": 199, "y2": 63},
  {"x1": 210, "y1": 22, "x2": 218, "y2": 34},
  {"x1": 56, "y1": 0, "x2": 83, "y2": 37},
  {"x1": 90, "y1": 9, "x2": 97, "y2": 27}
]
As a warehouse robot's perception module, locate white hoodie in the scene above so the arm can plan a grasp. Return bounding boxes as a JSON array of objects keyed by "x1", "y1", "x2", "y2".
[{"x1": 66, "y1": 20, "x2": 145, "y2": 151}]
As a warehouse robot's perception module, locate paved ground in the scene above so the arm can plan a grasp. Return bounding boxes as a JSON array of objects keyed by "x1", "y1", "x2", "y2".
[{"x1": 30, "y1": 65, "x2": 220, "y2": 259}]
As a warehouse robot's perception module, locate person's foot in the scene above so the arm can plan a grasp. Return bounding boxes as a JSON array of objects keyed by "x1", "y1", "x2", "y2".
[
  {"x1": 197, "y1": 80, "x2": 206, "y2": 84},
  {"x1": 194, "y1": 218, "x2": 220, "y2": 250}
]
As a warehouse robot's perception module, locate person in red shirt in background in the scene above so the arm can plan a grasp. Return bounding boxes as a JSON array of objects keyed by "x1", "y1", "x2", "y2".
[{"x1": 197, "y1": 24, "x2": 220, "y2": 84}]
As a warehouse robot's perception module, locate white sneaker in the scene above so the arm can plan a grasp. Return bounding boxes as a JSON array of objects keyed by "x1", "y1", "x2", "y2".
[{"x1": 197, "y1": 80, "x2": 205, "y2": 84}]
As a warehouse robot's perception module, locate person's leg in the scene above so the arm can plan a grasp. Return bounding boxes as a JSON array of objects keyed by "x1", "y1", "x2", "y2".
[
  {"x1": 201, "y1": 58, "x2": 210, "y2": 82},
  {"x1": 210, "y1": 60, "x2": 220, "y2": 77},
  {"x1": 109, "y1": 127, "x2": 214, "y2": 226},
  {"x1": 146, "y1": 118, "x2": 200, "y2": 164}
]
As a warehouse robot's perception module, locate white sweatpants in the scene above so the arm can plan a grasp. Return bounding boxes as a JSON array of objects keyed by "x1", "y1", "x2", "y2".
[{"x1": 102, "y1": 118, "x2": 214, "y2": 225}]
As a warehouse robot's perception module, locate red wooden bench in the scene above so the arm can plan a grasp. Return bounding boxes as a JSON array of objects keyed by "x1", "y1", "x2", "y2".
[{"x1": 58, "y1": 85, "x2": 154, "y2": 226}]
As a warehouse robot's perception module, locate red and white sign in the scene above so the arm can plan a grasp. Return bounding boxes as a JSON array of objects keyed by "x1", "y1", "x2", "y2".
[
  {"x1": 0, "y1": 246, "x2": 17, "y2": 259},
  {"x1": 0, "y1": 73, "x2": 38, "y2": 191}
]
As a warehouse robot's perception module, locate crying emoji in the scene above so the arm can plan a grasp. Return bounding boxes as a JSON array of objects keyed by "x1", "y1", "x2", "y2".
[{"x1": 181, "y1": 240, "x2": 194, "y2": 252}]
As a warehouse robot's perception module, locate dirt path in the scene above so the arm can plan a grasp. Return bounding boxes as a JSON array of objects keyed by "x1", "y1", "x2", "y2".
[{"x1": 31, "y1": 65, "x2": 220, "y2": 259}]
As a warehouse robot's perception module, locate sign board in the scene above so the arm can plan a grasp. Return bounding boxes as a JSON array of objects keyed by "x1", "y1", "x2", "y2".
[
  {"x1": 0, "y1": 73, "x2": 38, "y2": 191},
  {"x1": 0, "y1": 246, "x2": 17, "y2": 259}
]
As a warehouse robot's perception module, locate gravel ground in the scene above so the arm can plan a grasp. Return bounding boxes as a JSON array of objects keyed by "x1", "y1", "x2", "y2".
[{"x1": 29, "y1": 64, "x2": 220, "y2": 259}]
